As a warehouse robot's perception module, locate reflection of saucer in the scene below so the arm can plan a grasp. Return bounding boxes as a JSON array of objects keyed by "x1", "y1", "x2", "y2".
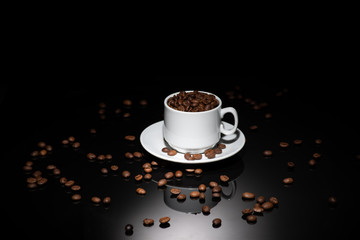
[{"x1": 140, "y1": 121, "x2": 245, "y2": 164}]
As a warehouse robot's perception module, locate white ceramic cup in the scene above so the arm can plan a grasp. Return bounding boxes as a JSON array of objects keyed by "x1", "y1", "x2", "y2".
[{"x1": 163, "y1": 91, "x2": 238, "y2": 154}]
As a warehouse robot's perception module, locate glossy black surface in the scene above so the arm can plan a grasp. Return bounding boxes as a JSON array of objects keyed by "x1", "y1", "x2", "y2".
[{"x1": 1, "y1": 78, "x2": 359, "y2": 240}]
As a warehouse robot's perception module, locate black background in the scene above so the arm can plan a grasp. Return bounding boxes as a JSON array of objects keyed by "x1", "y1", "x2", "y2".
[{"x1": 1, "y1": 75, "x2": 359, "y2": 240}]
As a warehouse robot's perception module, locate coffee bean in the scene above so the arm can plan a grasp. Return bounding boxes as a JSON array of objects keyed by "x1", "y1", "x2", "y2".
[
  {"x1": 59, "y1": 177, "x2": 67, "y2": 184},
  {"x1": 133, "y1": 152, "x2": 143, "y2": 158},
  {"x1": 134, "y1": 174, "x2": 143, "y2": 181},
  {"x1": 23, "y1": 165, "x2": 32, "y2": 171},
  {"x1": 122, "y1": 170, "x2": 131, "y2": 178},
  {"x1": 162, "y1": 147, "x2": 170, "y2": 153},
  {"x1": 91, "y1": 196, "x2": 101, "y2": 204},
  {"x1": 143, "y1": 173, "x2": 152, "y2": 180},
  {"x1": 103, "y1": 196, "x2": 111, "y2": 204},
  {"x1": 212, "y1": 186, "x2": 222, "y2": 193},
  {"x1": 194, "y1": 168, "x2": 203, "y2": 174},
  {"x1": 293, "y1": 139, "x2": 303, "y2": 145},
  {"x1": 328, "y1": 196, "x2": 337, "y2": 205},
  {"x1": 27, "y1": 177, "x2": 37, "y2": 184},
  {"x1": 136, "y1": 188, "x2": 146, "y2": 195},
  {"x1": 167, "y1": 150, "x2": 177, "y2": 156},
  {"x1": 209, "y1": 181, "x2": 218, "y2": 188},
  {"x1": 253, "y1": 206, "x2": 264, "y2": 213},
  {"x1": 158, "y1": 179, "x2": 167, "y2": 187},
  {"x1": 262, "y1": 201, "x2": 274, "y2": 210},
  {"x1": 110, "y1": 165, "x2": 119, "y2": 171},
  {"x1": 142, "y1": 162, "x2": 151, "y2": 169},
  {"x1": 269, "y1": 196, "x2": 279, "y2": 205},
  {"x1": 287, "y1": 161, "x2": 295, "y2": 168},
  {"x1": 123, "y1": 99, "x2": 132, "y2": 107},
  {"x1": 190, "y1": 191, "x2": 200, "y2": 198},
  {"x1": 204, "y1": 149, "x2": 216, "y2": 159},
  {"x1": 177, "y1": 193, "x2": 186, "y2": 201},
  {"x1": 242, "y1": 208, "x2": 253, "y2": 215},
  {"x1": 71, "y1": 194, "x2": 81, "y2": 201},
  {"x1": 202, "y1": 205, "x2": 211, "y2": 214},
  {"x1": 246, "y1": 215, "x2": 257, "y2": 223},
  {"x1": 151, "y1": 161, "x2": 158, "y2": 166},
  {"x1": 143, "y1": 218, "x2": 154, "y2": 226},
  {"x1": 193, "y1": 154, "x2": 202, "y2": 160},
  {"x1": 279, "y1": 142, "x2": 289, "y2": 148},
  {"x1": 72, "y1": 142, "x2": 80, "y2": 149},
  {"x1": 170, "y1": 188, "x2": 181, "y2": 195},
  {"x1": 283, "y1": 177, "x2": 294, "y2": 184},
  {"x1": 199, "y1": 192, "x2": 206, "y2": 200},
  {"x1": 184, "y1": 152, "x2": 194, "y2": 160},
  {"x1": 249, "y1": 125, "x2": 258, "y2": 131},
  {"x1": 159, "y1": 216, "x2": 170, "y2": 224},
  {"x1": 87, "y1": 153, "x2": 96, "y2": 160},
  {"x1": 27, "y1": 183, "x2": 37, "y2": 189},
  {"x1": 168, "y1": 91, "x2": 219, "y2": 112},
  {"x1": 97, "y1": 154, "x2": 105, "y2": 161},
  {"x1": 198, "y1": 184, "x2": 206, "y2": 192},
  {"x1": 256, "y1": 196, "x2": 266, "y2": 203},
  {"x1": 242, "y1": 192, "x2": 255, "y2": 199},
  {"x1": 65, "y1": 180, "x2": 75, "y2": 187},
  {"x1": 125, "y1": 152, "x2": 134, "y2": 159},
  {"x1": 313, "y1": 153, "x2": 321, "y2": 159},
  {"x1": 220, "y1": 175, "x2": 229, "y2": 182},
  {"x1": 218, "y1": 143, "x2": 226, "y2": 149},
  {"x1": 214, "y1": 148, "x2": 222, "y2": 154},
  {"x1": 263, "y1": 150, "x2": 272, "y2": 157},
  {"x1": 212, "y1": 218, "x2": 222, "y2": 228},
  {"x1": 175, "y1": 170, "x2": 183, "y2": 178},
  {"x1": 315, "y1": 138, "x2": 322, "y2": 144},
  {"x1": 308, "y1": 159, "x2": 317, "y2": 166},
  {"x1": 71, "y1": 185, "x2": 81, "y2": 191},
  {"x1": 164, "y1": 171, "x2": 174, "y2": 179},
  {"x1": 124, "y1": 135, "x2": 136, "y2": 141},
  {"x1": 100, "y1": 168, "x2": 108, "y2": 174}
]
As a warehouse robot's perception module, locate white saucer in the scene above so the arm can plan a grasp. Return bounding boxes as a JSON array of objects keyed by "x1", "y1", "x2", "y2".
[{"x1": 140, "y1": 120, "x2": 245, "y2": 164}]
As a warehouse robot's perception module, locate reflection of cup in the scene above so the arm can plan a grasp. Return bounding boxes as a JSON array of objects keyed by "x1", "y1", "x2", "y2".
[
  {"x1": 163, "y1": 91, "x2": 238, "y2": 154},
  {"x1": 164, "y1": 180, "x2": 237, "y2": 214}
]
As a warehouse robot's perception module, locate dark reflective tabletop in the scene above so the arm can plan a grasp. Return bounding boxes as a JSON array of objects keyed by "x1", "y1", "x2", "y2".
[{"x1": 1, "y1": 77, "x2": 359, "y2": 240}]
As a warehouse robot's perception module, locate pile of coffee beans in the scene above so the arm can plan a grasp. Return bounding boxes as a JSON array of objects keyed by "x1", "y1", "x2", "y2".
[{"x1": 167, "y1": 90, "x2": 219, "y2": 112}]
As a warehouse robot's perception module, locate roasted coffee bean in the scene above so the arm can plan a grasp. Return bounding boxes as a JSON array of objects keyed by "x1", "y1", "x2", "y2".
[
  {"x1": 143, "y1": 218, "x2": 154, "y2": 226},
  {"x1": 202, "y1": 205, "x2": 211, "y2": 214},
  {"x1": 190, "y1": 191, "x2": 200, "y2": 198},
  {"x1": 65, "y1": 180, "x2": 75, "y2": 187},
  {"x1": 204, "y1": 149, "x2": 216, "y2": 159},
  {"x1": 242, "y1": 208, "x2": 253, "y2": 215},
  {"x1": 110, "y1": 165, "x2": 119, "y2": 171},
  {"x1": 125, "y1": 152, "x2": 134, "y2": 159},
  {"x1": 185, "y1": 169, "x2": 194, "y2": 173},
  {"x1": 283, "y1": 177, "x2": 294, "y2": 184},
  {"x1": 91, "y1": 196, "x2": 101, "y2": 204},
  {"x1": 133, "y1": 152, "x2": 143, "y2": 158},
  {"x1": 249, "y1": 125, "x2": 258, "y2": 131},
  {"x1": 164, "y1": 171, "x2": 174, "y2": 179},
  {"x1": 136, "y1": 188, "x2": 146, "y2": 195},
  {"x1": 209, "y1": 181, "x2": 218, "y2": 188},
  {"x1": 214, "y1": 148, "x2": 222, "y2": 154},
  {"x1": 97, "y1": 154, "x2": 105, "y2": 161},
  {"x1": 123, "y1": 99, "x2": 132, "y2": 107},
  {"x1": 293, "y1": 139, "x2": 303, "y2": 145},
  {"x1": 23, "y1": 165, "x2": 32, "y2": 171},
  {"x1": 71, "y1": 185, "x2": 81, "y2": 191},
  {"x1": 177, "y1": 193, "x2": 186, "y2": 201},
  {"x1": 27, "y1": 182, "x2": 37, "y2": 189},
  {"x1": 199, "y1": 192, "x2": 206, "y2": 200},
  {"x1": 262, "y1": 201, "x2": 274, "y2": 210},
  {"x1": 220, "y1": 175, "x2": 229, "y2": 182},
  {"x1": 242, "y1": 192, "x2": 255, "y2": 199},
  {"x1": 168, "y1": 91, "x2": 219, "y2": 112},
  {"x1": 246, "y1": 215, "x2": 257, "y2": 223},
  {"x1": 158, "y1": 179, "x2": 167, "y2": 187},
  {"x1": 167, "y1": 150, "x2": 177, "y2": 156},
  {"x1": 218, "y1": 143, "x2": 226, "y2": 149},
  {"x1": 144, "y1": 167, "x2": 152, "y2": 174},
  {"x1": 72, "y1": 142, "x2": 80, "y2": 149},
  {"x1": 103, "y1": 196, "x2": 111, "y2": 204},
  {"x1": 184, "y1": 152, "x2": 193, "y2": 160},
  {"x1": 256, "y1": 196, "x2": 266, "y2": 204},
  {"x1": 308, "y1": 159, "x2": 317, "y2": 166},
  {"x1": 212, "y1": 192, "x2": 221, "y2": 198},
  {"x1": 193, "y1": 154, "x2": 202, "y2": 160},
  {"x1": 124, "y1": 135, "x2": 136, "y2": 141},
  {"x1": 194, "y1": 168, "x2": 203, "y2": 174},
  {"x1": 198, "y1": 184, "x2": 206, "y2": 192},
  {"x1": 253, "y1": 206, "x2": 264, "y2": 213},
  {"x1": 315, "y1": 138, "x2": 322, "y2": 144},
  {"x1": 263, "y1": 150, "x2": 272, "y2": 157},
  {"x1": 175, "y1": 170, "x2": 183, "y2": 178},
  {"x1": 162, "y1": 147, "x2": 170, "y2": 153},
  {"x1": 122, "y1": 170, "x2": 131, "y2": 178},
  {"x1": 313, "y1": 153, "x2": 321, "y2": 159},
  {"x1": 142, "y1": 162, "x2": 151, "y2": 168},
  {"x1": 134, "y1": 174, "x2": 143, "y2": 181},
  {"x1": 159, "y1": 217, "x2": 170, "y2": 224},
  {"x1": 71, "y1": 194, "x2": 81, "y2": 201},
  {"x1": 212, "y1": 186, "x2": 222, "y2": 193},
  {"x1": 170, "y1": 188, "x2": 181, "y2": 195},
  {"x1": 328, "y1": 196, "x2": 337, "y2": 205},
  {"x1": 100, "y1": 168, "x2": 108, "y2": 174},
  {"x1": 151, "y1": 161, "x2": 158, "y2": 166},
  {"x1": 27, "y1": 177, "x2": 37, "y2": 184},
  {"x1": 212, "y1": 218, "x2": 222, "y2": 227},
  {"x1": 279, "y1": 142, "x2": 289, "y2": 148},
  {"x1": 87, "y1": 153, "x2": 96, "y2": 160},
  {"x1": 59, "y1": 177, "x2": 67, "y2": 184},
  {"x1": 46, "y1": 164, "x2": 56, "y2": 170},
  {"x1": 37, "y1": 177, "x2": 48, "y2": 186},
  {"x1": 143, "y1": 173, "x2": 152, "y2": 180},
  {"x1": 287, "y1": 161, "x2": 295, "y2": 168},
  {"x1": 269, "y1": 197, "x2": 279, "y2": 205}
]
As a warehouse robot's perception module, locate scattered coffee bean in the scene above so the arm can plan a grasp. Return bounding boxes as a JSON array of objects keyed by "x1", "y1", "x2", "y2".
[
  {"x1": 287, "y1": 161, "x2": 295, "y2": 168},
  {"x1": 263, "y1": 150, "x2": 272, "y2": 157},
  {"x1": 212, "y1": 218, "x2": 222, "y2": 228},
  {"x1": 214, "y1": 148, "x2": 222, "y2": 154},
  {"x1": 170, "y1": 188, "x2": 181, "y2": 195},
  {"x1": 293, "y1": 139, "x2": 303, "y2": 145},
  {"x1": 261, "y1": 201, "x2": 274, "y2": 210},
  {"x1": 151, "y1": 161, "x2": 158, "y2": 166},
  {"x1": 177, "y1": 193, "x2": 186, "y2": 201},
  {"x1": 87, "y1": 153, "x2": 96, "y2": 160},
  {"x1": 283, "y1": 177, "x2": 294, "y2": 184},
  {"x1": 142, "y1": 162, "x2": 151, "y2": 169},
  {"x1": 175, "y1": 170, "x2": 183, "y2": 178},
  {"x1": 123, "y1": 99, "x2": 132, "y2": 107},
  {"x1": 103, "y1": 196, "x2": 111, "y2": 204},
  {"x1": 124, "y1": 135, "x2": 136, "y2": 141},
  {"x1": 184, "y1": 152, "x2": 194, "y2": 160},
  {"x1": 97, "y1": 154, "x2": 105, "y2": 161},
  {"x1": 204, "y1": 149, "x2": 216, "y2": 159},
  {"x1": 71, "y1": 194, "x2": 81, "y2": 201},
  {"x1": 143, "y1": 218, "x2": 154, "y2": 226},
  {"x1": 242, "y1": 208, "x2": 253, "y2": 215},
  {"x1": 122, "y1": 170, "x2": 131, "y2": 178},
  {"x1": 125, "y1": 152, "x2": 134, "y2": 159},
  {"x1": 194, "y1": 168, "x2": 203, "y2": 174},
  {"x1": 212, "y1": 192, "x2": 221, "y2": 198},
  {"x1": 246, "y1": 215, "x2": 257, "y2": 223},
  {"x1": 269, "y1": 197, "x2": 279, "y2": 205},
  {"x1": 279, "y1": 142, "x2": 289, "y2": 148},
  {"x1": 167, "y1": 150, "x2": 177, "y2": 156},
  {"x1": 27, "y1": 177, "x2": 37, "y2": 184},
  {"x1": 212, "y1": 186, "x2": 222, "y2": 193},
  {"x1": 91, "y1": 196, "x2": 101, "y2": 204},
  {"x1": 110, "y1": 165, "x2": 119, "y2": 171},
  {"x1": 199, "y1": 192, "x2": 206, "y2": 200},
  {"x1": 159, "y1": 216, "x2": 170, "y2": 224},
  {"x1": 253, "y1": 206, "x2": 264, "y2": 213},
  {"x1": 65, "y1": 180, "x2": 75, "y2": 187},
  {"x1": 313, "y1": 153, "x2": 321, "y2": 159},
  {"x1": 198, "y1": 184, "x2": 206, "y2": 192},
  {"x1": 220, "y1": 175, "x2": 229, "y2": 182},
  {"x1": 308, "y1": 159, "x2": 317, "y2": 166},
  {"x1": 209, "y1": 181, "x2": 218, "y2": 188},
  {"x1": 136, "y1": 188, "x2": 146, "y2": 195},
  {"x1": 100, "y1": 168, "x2": 108, "y2": 174},
  {"x1": 59, "y1": 177, "x2": 67, "y2": 184},
  {"x1": 193, "y1": 154, "x2": 202, "y2": 160},
  {"x1": 202, "y1": 205, "x2": 211, "y2": 214},
  {"x1": 53, "y1": 168, "x2": 61, "y2": 175},
  {"x1": 133, "y1": 152, "x2": 143, "y2": 158},
  {"x1": 143, "y1": 173, "x2": 152, "y2": 180},
  {"x1": 256, "y1": 196, "x2": 266, "y2": 204},
  {"x1": 242, "y1": 192, "x2": 255, "y2": 199},
  {"x1": 125, "y1": 224, "x2": 133, "y2": 232},
  {"x1": 249, "y1": 125, "x2": 258, "y2": 131},
  {"x1": 134, "y1": 174, "x2": 143, "y2": 181},
  {"x1": 37, "y1": 177, "x2": 48, "y2": 186},
  {"x1": 72, "y1": 142, "x2": 80, "y2": 149},
  {"x1": 71, "y1": 185, "x2": 81, "y2": 191},
  {"x1": 162, "y1": 147, "x2": 170, "y2": 153},
  {"x1": 190, "y1": 191, "x2": 200, "y2": 198},
  {"x1": 158, "y1": 179, "x2": 167, "y2": 187},
  {"x1": 328, "y1": 196, "x2": 337, "y2": 205},
  {"x1": 164, "y1": 171, "x2": 174, "y2": 179},
  {"x1": 315, "y1": 138, "x2": 322, "y2": 144}
]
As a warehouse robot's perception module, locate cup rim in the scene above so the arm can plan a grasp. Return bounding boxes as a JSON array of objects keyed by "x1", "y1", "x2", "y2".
[{"x1": 164, "y1": 90, "x2": 222, "y2": 114}]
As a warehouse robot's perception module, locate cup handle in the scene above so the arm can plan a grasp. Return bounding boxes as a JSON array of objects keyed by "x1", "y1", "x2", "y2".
[{"x1": 220, "y1": 107, "x2": 238, "y2": 135}]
